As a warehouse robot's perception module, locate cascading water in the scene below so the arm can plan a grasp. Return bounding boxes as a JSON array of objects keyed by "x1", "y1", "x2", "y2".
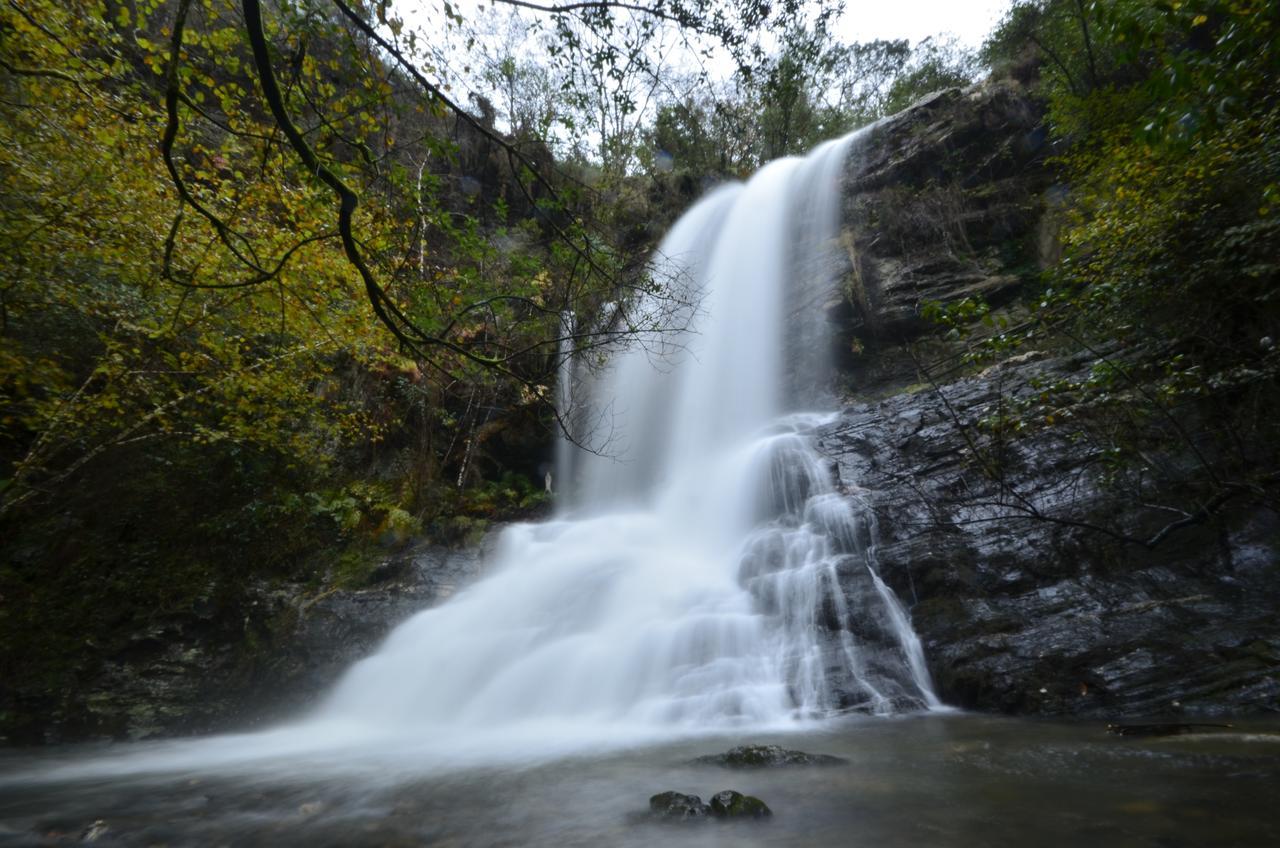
[
  {"x1": 310, "y1": 126, "x2": 940, "y2": 750},
  {"x1": 15, "y1": 128, "x2": 939, "y2": 784}
]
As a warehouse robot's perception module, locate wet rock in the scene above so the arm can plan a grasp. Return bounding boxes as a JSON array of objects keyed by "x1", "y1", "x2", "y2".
[
  {"x1": 818, "y1": 351, "x2": 1280, "y2": 718},
  {"x1": 10, "y1": 538, "x2": 490, "y2": 743},
  {"x1": 257, "y1": 542, "x2": 488, "y2": 719},
  {"x1": 709, "y1": 790, "x2": 773, "y2": 819},
  {"x1": 836, "y1": 80, "x2": 1052, "y2": 387},
  {"x1": 648, "y1": 791, "x2": 711, "y2": 820},
  {"x1": 693, "y1": 744, "x2": 847, "y2": 767}
]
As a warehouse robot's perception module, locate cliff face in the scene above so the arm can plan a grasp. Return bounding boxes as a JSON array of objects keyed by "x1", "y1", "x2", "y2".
[
  {"x1": 831, "y1": 83, "x2": 1053, "y2": 392},
  {"x1": 820, "y1": 355, "x2": 1280, "y2": 716},
  {"x1": 821, "y1": 80, "x2": 1280, "y2": 716}
]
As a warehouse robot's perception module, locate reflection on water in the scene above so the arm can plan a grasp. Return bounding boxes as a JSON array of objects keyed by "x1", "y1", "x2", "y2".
[{"x1": 2, "y1": 714, "x2": 1278, "y2": 847}]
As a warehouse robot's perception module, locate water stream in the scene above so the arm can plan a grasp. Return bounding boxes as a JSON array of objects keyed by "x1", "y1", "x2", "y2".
[
  {"x1": 4, "y1": 717, "x2": 1279, "y2": 846},
  {"x1": 313, "y1": 126, "x2": 936, "y2": 744}
]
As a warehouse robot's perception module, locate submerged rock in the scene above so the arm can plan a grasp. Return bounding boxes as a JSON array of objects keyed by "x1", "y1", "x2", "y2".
[
  {"x1": 710, "y1": 790, "x2": 773, "y2": 819},
  {"x1": 693, "y1": 744, "x2": 847, "y2": 767},
  {"x1": 647, "y1": 790, "x2": 773, "y2": 822},
  {"x1": 648, "y1": 791, "x2": 711, "y2": 820}
]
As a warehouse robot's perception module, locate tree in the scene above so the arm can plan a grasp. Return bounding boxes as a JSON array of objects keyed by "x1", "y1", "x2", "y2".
[
  {"x1": 3, "y1": 0, "x2": 848, "y2": 515},
  {"x1": 641, "y1": 25, "x2": 920, "y2": 179},
  {"x1": 881, "y1": 35, "x2": 979, "y2": 115},
  {"x1": 828, "y1": 37, "x2": 912, "y2": 125}
]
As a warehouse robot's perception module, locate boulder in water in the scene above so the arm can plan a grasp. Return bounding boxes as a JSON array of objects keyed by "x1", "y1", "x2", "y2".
[
  {"x1": 693, "y1": 744, "x2": 847, "y2": 767},
  {"x1": 648, "y1": 791, "x2": 711, "y2": 820},
  {"x1": 710, "y1": 790, "x2": 773, "y2": 819}
]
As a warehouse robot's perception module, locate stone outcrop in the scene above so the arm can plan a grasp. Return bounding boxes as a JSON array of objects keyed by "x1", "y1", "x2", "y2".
[
  {"x1": 692, "y1": 744, "x2": 847, "y2": 768},
  {"x1": 833, "y1": 81, "x2": 1054, "y2": 390},
  {"x1": 815, "y1": 77, "x2": 1280, "y2": 717},
  {"x1": 647, "y1": 790, "x2": 773, "y2": 821},
  {"x1": 6, "y1": 542, "x2": 485, "y2": 743},
  {"x1": 818, "y1": 352, "x2": 1280, "y2": 716}
]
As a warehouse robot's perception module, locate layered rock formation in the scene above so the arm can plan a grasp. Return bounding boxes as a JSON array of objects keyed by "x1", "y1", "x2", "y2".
[
  {"x1": 832, "y1": 82, "x2": 1054, "y2": 392},
  {"x1": 820, "y1": 353, "x2": 1280, "y2": 716},
  {"x1": 820, "y1": 79, "x2": 1280, "y2": 717}
]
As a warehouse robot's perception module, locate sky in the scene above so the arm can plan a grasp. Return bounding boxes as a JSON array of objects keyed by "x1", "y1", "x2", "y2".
[
  {"x1": 837, "y1": 0, "x2": 1012, "y2": 49},
  {"x1": 432, "y1": 1, "x2": 1014, "y2": 53}
]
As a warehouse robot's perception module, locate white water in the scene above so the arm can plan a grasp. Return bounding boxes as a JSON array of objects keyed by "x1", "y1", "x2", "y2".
[
  {"x1": 10, "y1": 129, "x2": 939, "y2": 783},
  {"x1": 311, "y1": 127, "x2": 939, "y2": 745}
]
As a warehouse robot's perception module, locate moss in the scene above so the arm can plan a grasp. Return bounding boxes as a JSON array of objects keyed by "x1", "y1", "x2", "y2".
[
  {"x1": 693, "y1": 744, "x2": 846, "y2": 767},
  {"x1": 329, "y1": 543, "x2": 383, "y2": 589},
  {"x1": 710, "y1": 790, "x2": 773, "y2": 819}
]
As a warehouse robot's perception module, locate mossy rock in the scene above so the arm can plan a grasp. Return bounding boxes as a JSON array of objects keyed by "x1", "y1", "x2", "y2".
[
  {"x1": 692, "y1": 744, "x2": 847, "y2": 768},
  {"x1": 648, "y1": 791, "x2": 711, "y2": 820},
  {"x1": 710, "y1": 790, "x2": 772, "y2": 819}
]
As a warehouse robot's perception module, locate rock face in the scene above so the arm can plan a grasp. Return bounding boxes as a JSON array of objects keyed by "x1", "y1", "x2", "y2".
[
  {"x1": 817, "y1": 351, "x2": 1280, "y2": 716},
  {"x1": 834, "y1": 81, "x2": 1054, "y2": 390},
  {"x1": 813, "y1": 76, "x2": 1280, "y2": 718},
  {"x1": 10, "y1": 542, "x2": 485, "y2": 743}
]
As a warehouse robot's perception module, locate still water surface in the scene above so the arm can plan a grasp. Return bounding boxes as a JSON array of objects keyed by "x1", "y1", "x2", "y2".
[{"x1": 2, "y1": 714, "x2": 1278, "y2": 847}]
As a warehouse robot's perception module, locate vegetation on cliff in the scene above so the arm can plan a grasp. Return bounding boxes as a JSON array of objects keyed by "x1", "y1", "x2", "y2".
[{"x1": 921, "y1": 0, "x2": 1279, "y2": 546}]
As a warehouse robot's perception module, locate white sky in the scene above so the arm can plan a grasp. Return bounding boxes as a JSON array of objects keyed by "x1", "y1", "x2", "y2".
[
  {"x1": 427, "y1": 1, "x2": 1013, "y2": 54},
  {"x1": 837, "y1": 0, "x2": 1011, "y2": 48}
]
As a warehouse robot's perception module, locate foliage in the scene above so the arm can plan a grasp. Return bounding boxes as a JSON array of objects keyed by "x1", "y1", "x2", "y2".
[
  {"x1": 919, "y1": 0, "x2": 1280, "y2": 544},
  {"x1": 640, "y1": 29, "x2": 972, "y2": 182},
  {"x1": 881, "y1": 35, "x2": 981, "y2": 115}
]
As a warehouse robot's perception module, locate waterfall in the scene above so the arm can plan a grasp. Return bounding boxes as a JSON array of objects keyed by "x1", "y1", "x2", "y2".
[
  {"x1": 311, "y1": 127, "x2": 940, "y2": 747},
  {"x1": 6, "y1": 128, "x2": 942, "y2": 787}
]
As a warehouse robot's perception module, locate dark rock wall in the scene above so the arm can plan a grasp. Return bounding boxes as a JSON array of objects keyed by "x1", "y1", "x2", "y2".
[
  {"x1": 820, "y1": 354, "x2": 1280, "y2": 717},
  {"x1": 4, "y1": 544, "x2": 485, "y2": 744},
  {"x1": 833, "y1": 82, "x2": 1053, "y2": 392},
  {"x1": 823, "y1": 78, "x2": 1279, "y2": 717}
]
